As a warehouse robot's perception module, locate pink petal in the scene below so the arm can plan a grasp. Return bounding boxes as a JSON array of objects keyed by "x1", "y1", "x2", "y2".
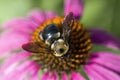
[
  {"x1": 2, "y1": 18, "x2": 37, "y2": 33},
  {"x1": 89, "y1": 29, "x2": 120, "y2": 50},
  {"x1": 85, "y1": 63, "x2": 120, "y2": 80},
  {"x1": 29, "y1": 74, "x2": 39, "y2": 80},
  {"x1": 91, "y1": 52, "x2": 120, "y2": 73},
  {"x1": 97, "y1": 52, "x2": 120, "y2": 61},
  {"x1": 45, "y1": 11, "x2": 57, "y2": 20},
  {"x1": 41, "y1": 71, "x2": 57, "y2": 80},
  {"x1": 2, "y1": 61, "x2": 40, "y2": 80},
  {"x1": 64, "y1": 0, "x2": 84, "y2": 19},
  {"x1": 70, "y1": 72, "x2": 85, "y2": 80},
  {"x1": 28, "y1": 10, "x2": 57, "y2": 25},
  {"x1": 61, "y1": 72, "x2": 68, "y2": 80},
  {"x1": 51, "y1": 72, "x2": 57, "y2": 80},
  {"x1": 29, "y1": 75, "x2": 39, "y2": 80},
  {"x1": 28, "y1": 10, "x2": 46, "y2": 25},
  {"x1": 20, "y1": 61, "x2": 40, "y2": 80},
  {"x1": 0, "y1": 52, "x2": 31, "y2": 75},
  {"x1": 92, "y1": 64, "x2": 120, "y2": 80},
  {"x1": 0, "y1": 30, "x2": 30, "y2": 56},
  {"x1": 41, "y1": 71, "x2": 50, "y2": 80},
  {"x1": 85, "y1": 64, "x2": 108, "y2": 80},
  {"x1": 28, "y1": 63, "x2": 40, "y2": 80}
]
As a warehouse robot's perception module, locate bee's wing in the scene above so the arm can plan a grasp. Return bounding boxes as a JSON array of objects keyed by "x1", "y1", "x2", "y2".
[
  {"x1": 62, "y1": 12, "x2": 74, "y2": 42},
  {"x1": 22, "y1": 42, "x2": 49, "y2": 53}
]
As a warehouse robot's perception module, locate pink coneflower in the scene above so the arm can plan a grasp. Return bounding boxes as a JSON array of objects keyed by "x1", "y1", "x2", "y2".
[{"x1": 0, "y1": 0, "x2": 120, "y2": 80}]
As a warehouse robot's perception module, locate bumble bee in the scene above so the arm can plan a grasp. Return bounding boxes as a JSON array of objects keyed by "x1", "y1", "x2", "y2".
[{"x1": 22, "y1": 12, "x2": 74, "y2": 58}]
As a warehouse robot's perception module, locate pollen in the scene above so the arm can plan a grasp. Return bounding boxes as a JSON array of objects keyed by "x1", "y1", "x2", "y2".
[{"x1": 30, "y1": 16, "x2": 92, "y2": 73}]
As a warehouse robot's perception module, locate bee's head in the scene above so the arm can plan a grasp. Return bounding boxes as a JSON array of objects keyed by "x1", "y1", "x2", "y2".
[{"x1": 51, "y1": 39, "x2": 69, "y2": 57}]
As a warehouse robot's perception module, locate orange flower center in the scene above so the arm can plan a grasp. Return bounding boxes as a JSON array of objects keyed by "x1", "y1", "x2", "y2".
[{"x1": 30, "y1": 16, "x2": 92, "y2": 73}]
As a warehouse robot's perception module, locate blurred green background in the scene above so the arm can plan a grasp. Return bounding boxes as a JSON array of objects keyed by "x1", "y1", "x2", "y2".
[
  {"x1": 0, "y1": 0, "x2": 120, "y2": 38},
  {"x1": 0, "y1": 0, "x2": 120, "y2": 79}
]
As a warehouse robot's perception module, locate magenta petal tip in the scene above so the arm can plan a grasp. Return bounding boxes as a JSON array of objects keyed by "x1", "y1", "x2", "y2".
[
  {"x1": 89, "y1": 29, "x2": 120, "y2": 50},
  {"x1": 70, "y1": 72, "x2": 85, "y2": 80},
  {"x1": 64, "y1": 0, "x2": 84, "y2": 19}
]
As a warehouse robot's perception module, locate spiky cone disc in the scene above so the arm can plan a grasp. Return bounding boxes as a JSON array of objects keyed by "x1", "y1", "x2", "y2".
[{"x1": 31, "y1": 16, "x2": 92, "y2": 73}]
